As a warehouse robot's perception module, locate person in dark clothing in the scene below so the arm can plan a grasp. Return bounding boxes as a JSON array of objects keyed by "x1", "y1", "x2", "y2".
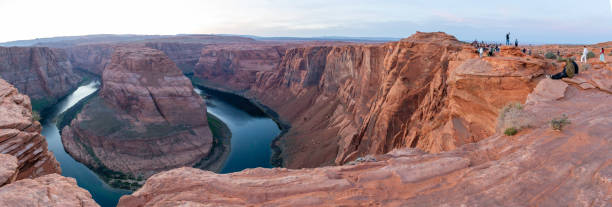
[
  {"x1": 550, "y1": 59, "x2": 578, "y2": 79},
  {"x1": 506, "y1": 33, "x2": 510, "y2": 45},
  {"x1": 515, "y1": 39, "x2": 518, "y2": 47}
]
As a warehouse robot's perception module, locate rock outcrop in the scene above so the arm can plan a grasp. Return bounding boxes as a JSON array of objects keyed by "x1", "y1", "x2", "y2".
[
  {"x1": 119, "y1": 80, "x2": 612, "y2": 206},
  {"x1": 193, "y1": 32, "x2": 554, "y2": 168},
  {"x1": 61, "y1": 47, "x2": 213, "y2": 179},
  {"x1": 0, "y1": 78, "x2": 61, "y2": 179},
  {"x1": 0, "y1": 174, "x2": 99, "y2": 207},
  {"x1": 0, "y1": 46, "x2": 81, "y2": 110},
  {"x1": 0, "y1": 154, "x2": 18, "y2": 187}
]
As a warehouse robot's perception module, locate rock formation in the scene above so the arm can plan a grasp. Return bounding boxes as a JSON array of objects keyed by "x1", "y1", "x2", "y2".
[
  {"x1": 0, "y1": 77, "x2": 97, "y2": 206},
  {"x1": 61, "y1": 47, "x2": 213, "y2": 179},
  {"x1": 119, "y1": 75, "x2": 612, "y2": 206},
  {"x1": 193, "y1": 32, "x2": 555, "y2": 168},
  {"x1": 0, "y1": 154, "x2": 18, "y2": 187},
  {"x1": 64, "y1": 44, "x2": 115, "y2": 75},
  {"x1": 0, "y1": 173, "x2": 99, "y2": 207},
  {"x1": 0, "y1": 46, "x2": 82, "y2": 110},
  {"x1": 145, "y1": 42, "x2": 206, "y2": 75},
  {"x1": 0, "y1": 78, "x2": 61, "y2": 179}
]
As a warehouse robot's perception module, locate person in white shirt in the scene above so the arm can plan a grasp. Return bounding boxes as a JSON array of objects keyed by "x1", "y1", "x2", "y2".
[
  {"x1": 581, "y1": 46, "x2": 588, "y2": 63},
  {"x1": 479, "y1": 47, "x2": 484, "y2": 58}
]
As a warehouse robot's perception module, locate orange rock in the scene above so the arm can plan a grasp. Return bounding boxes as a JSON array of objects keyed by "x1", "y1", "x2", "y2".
[
  {"x1": 192, "y1": 32, "x2": 555, "y2": 168},
  {"x1": 0, "y1": 174, "x2": 98, "y2": 207},
  {"x1": 119, "y1": 82, "x2": 612, "y2": 207}
]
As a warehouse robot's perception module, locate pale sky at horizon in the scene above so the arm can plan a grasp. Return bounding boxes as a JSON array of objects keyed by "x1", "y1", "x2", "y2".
[{"x1": 1, "y1": 0, "x2": 611, "y2": 44}]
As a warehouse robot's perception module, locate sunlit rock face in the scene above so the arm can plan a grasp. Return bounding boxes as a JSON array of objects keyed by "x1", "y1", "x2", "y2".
[
  {"x1": 119, "y1": 71, "x2": 612, "y2": 206},
  {"x1": 192, "y1": 32, "x2": 556, "y2": 168},
  {"x1": 62, "y1": 47, "x2": 213, "y2": 179}
]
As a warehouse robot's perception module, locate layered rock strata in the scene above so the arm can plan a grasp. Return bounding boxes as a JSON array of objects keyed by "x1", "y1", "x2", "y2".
[
  {"x1": 0, "y1": 78, "x2": 61, "y2": 179},
  {"x1": 119, "y1": 78, "x2": 612, "y2": 206},
  {"x1": 61, "y1": 47, "x2": 213, "y2": 178},
  {"x1": 193, "y1": 32, "x2": 555, "y2": 168},
  {"x1": 0, "y1": 46, "x2": 81, "y2": 110}
]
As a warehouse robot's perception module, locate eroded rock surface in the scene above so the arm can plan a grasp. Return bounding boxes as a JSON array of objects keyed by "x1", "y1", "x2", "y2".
[
  {"x1": 0, "y1": 46, "x2": 81, "y2": 110},
  {"x1": 0, "y1": 78, "x2": 61, "y2": 180},
  {"x1": 0, "y1": 174, "x2": 99, "y2": 207},
  {"x1": 193, "y1": 32, "x2": 555, "y2": 167},
  {"x1": 119, "y1": 82, "x2": 612, "y2": 207},
  {"x1": 62, "y1": 47, "x2": 213, "y2": 178},
  {"x1": 0, "y1": 154, "x2": 18, "y2": 187}
]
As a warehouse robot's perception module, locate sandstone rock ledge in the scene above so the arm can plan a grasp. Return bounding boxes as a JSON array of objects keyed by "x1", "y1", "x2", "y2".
[
  {"x1": 119, "y1": 81, "x2": 612, "y2": 206},
  {"x1": 0, "y1": 78, "x2": 61, "y2": 180},
  {"x1": 0, "y1": 174, "x2": 99, "y2": 207}
]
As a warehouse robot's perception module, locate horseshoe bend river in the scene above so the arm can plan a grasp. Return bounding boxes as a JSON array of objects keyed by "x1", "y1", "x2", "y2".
[{"x1": 40, "y1": 81, "x2": 281, "y2": 207}]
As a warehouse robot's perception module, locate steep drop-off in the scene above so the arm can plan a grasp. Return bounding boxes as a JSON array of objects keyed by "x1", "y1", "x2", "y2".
[
  {"x1": 193, "y1": 32, "x2": 555, "y2": 168},
  {"x1": 119, "y1": 69, "x2": 612, "y2": 206},
  {"x1": 61, "y1": 47, "x2": 213, "y2": 179},
  {"x1": 0, "y1": 78, "x2": 61, "y2": 179},
  {"x1": 0, "y1": 47, "x2": 81, "y2": 111}
]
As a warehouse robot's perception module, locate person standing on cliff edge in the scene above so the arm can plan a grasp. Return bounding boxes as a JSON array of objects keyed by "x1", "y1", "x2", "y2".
[
  {"x1": 506, "y1": 33, "x2": 510, "y2": 45},
  {"x1": 600, "y1": 48, "x2": 606, "y2": 62},
  {"x1": 515, "y1": 39, "x2": 518, "y2": 47}
]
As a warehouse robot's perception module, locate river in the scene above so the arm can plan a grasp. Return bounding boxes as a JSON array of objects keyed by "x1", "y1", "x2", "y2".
[{"x1": 40, "y1": 82, "x2": 281, "y2": 207}]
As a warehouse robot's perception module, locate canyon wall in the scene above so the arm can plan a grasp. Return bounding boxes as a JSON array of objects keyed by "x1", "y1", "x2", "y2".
[
  {"x1": 61, "y1": 47, "x2": 213, "y2": 179},
  {"x1": 145, "y1": 42, "x2": 207, "y2": 75},
  {"x1": 193, "y1": 32, "x2": 554, "y2": 168},
  {"x1": 64, "y1": 44, "x2": 115, "y2": 75},
  {"x1": 119, "y1": 72, "x2": 612, "y2": 206},
  {"x1": 0, "y1": 78, "x2": 61, "y2": 179},
  {"x1": 0, "y1": 47, "x2": 82, "y2": 111}
]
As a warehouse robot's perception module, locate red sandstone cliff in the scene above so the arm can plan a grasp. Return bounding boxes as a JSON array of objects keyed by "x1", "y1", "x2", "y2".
[
  {"x1": 61, "y1": 47, "x2": 213, "y2": 178},
  {"x1": 0, "y1": 47, "x2": 82, "y2": 110},
  {"x1": 193, "y1": 32, "x2": 555, "y2": 168},
  {"x1": 0, "y1": 78, "x2": 61, "y2": 179},
  {"x1": 0, "y1": 78, "x2": 97, "y2": 206},
  {"x1": 119, "y1": 66, "x2": 612, "y2": 206},
  {"x1": 64, "y1": 44, "x2": 115, "y2": 75}
]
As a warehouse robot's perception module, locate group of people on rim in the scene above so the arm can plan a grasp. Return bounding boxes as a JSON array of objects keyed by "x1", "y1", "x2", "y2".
[{"x1": 473, "y1": 33, "x2": 609, "y2": 80}]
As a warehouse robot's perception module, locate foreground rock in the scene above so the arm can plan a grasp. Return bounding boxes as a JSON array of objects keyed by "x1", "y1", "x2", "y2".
[
  {"x1": 193, "y1": 32, "x2": 555, "y2": 167},
  {"x1": 0, "y1": 79, "x2": 96, "y2": 206},
  {"x1": 61, "y1": 47, "x2": 213, "y2": 185},
  {"x1": 0, "y1": 78, "x2": 61, "y2": 179},
  {"x1": 0, "y1": 154, "x2": 18, "y2": 187},
  {"x1": 0, "y1": 174, "x2": 99, "y2": 207},
  {"x1": 119, "y1": 81, "x2": 612, "y2": 206},
  {"x1": 0, "y1": 46, "x2": 81, "y2": 110}
]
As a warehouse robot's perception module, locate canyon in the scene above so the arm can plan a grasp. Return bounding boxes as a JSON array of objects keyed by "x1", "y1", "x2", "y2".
[
  {"x1": 0, "y1": 78, "x2": 98, "y2": 206},
  {"x1": 61, "y1": 47, "x2": 214, "y2": 181},
  {"x1": 0, "y1": 32, "x2": 610, "y2": 206},
  {"x1": 193, "y1": 32, "x2": 556, "y2": 168},
  {"x1": 0, "y1": 46, "x2": 82, "y2": 111}
]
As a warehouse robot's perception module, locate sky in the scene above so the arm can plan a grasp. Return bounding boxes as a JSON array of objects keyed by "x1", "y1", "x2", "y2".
[{"x1": 0, "y1": 0, "x2": 611, "y2": 44}]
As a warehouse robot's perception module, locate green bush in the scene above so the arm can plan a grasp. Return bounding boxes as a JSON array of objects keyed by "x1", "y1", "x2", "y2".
[
  {"x1": 31, "y1": 110, "x2": 41, "y2": 122},
  {"x1": 504, "y1": 127, "x2": 518, "y2": 136},
  {"x1": 544, "y1": 52, "x2": 557, "y2": 59},
  {"x1": 587, "y1": 51, "x2": 596, "y2": 59},
  {"x1": 550, "y1": 114, "x2": 571, "y2": 131}
]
